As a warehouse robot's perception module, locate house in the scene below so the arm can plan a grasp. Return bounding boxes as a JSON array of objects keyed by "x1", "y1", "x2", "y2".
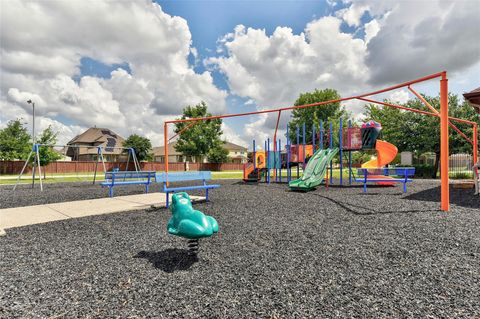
[
  {"x1": 463, "y1": 87, "x2": 480, "y2": 114},
  {"x1": 66, "y1": 127, "x2": 126, "y2": 161},
  {"x1": 153, "y1": 141, "x2": 248, "y2": 163},
  {"x1": 223, "y1": 141, "x2": 248, "y2": 163}
]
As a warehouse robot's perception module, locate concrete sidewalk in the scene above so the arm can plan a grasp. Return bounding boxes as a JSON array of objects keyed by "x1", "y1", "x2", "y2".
[{"x1": 0, "y1": 193, "x2": 205, "y2": 233}]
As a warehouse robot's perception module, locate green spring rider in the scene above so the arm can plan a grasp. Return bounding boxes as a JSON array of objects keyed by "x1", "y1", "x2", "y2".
[{"x1": 167, "y1": 192, "x2": 219, "y2": 257}]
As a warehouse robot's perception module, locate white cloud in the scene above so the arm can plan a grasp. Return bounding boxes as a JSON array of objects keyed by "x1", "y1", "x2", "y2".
[
  {"x1": 221, "y1": 123, "x2": 249, "y2": 148},
  {"x1": 208, "y1": 18, "x2": 368, "y2": 108},
  {"x1": 0, "y1": 0, "x2": 227, "y2": 146},
  {"x1": 364, "y1": 19, "x2": 380, "y2": 44},
  {"x1": 337, "y1": 3, "x2": 369, "y2": 27},
  {"x1": 388, "y1": 90, "x2": 410, "y2": 104},
  {"x1": 365, "y1": 0, "x2": 480, "y2": 84}
]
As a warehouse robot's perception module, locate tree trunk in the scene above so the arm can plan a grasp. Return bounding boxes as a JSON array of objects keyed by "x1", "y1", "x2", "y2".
[{"x1": 432, "y1": 151, "x2": 440, "y2": 179}]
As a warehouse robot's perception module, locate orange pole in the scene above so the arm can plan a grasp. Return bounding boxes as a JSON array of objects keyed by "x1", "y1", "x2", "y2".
[
  {"x1": 164, "y1": 123, "x2": 169, "y2": 184},
  {"x1": 473, "y1": 124, "x2": 478, "y2": 165},
  {"x1": 440, "y1": 72, "x2": 449, "y2": 211}
]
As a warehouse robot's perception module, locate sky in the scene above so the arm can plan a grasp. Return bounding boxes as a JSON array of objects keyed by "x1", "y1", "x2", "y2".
[{"x1": 1, "y1": 0, "x2": 479, "y2": 149}]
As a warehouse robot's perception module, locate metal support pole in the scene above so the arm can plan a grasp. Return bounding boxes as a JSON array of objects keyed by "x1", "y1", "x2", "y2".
[
  {"x1": 13, "y1": 150, "x2": 33, "y2": 191},
  {"x1": 93, "y1": 147, "x2": 101, "y2": 184},
  {"x1": 296, "y1": 126, "x2": 300, "y2": 178},
  {"x1": 302, "y1": 123, "x2": 306, "y2": 168},
  {"x1": 31, "y1": 146, "x2": 36, "y2": 189},
  {"x1": 253, "y1": 139, "x2": 256, "y2": 170},
  {"x1": 279, "y1": 139, "x2": 282, "y2": 183},
  {"x1": 164, "y1": 123, "x2": 169, "y2": 186},
  {"x1": 267, "y1": 138, "x2": 270, "y2": 184},
  {"x1": 286, "y1": 126, "x2": 291, "y2": 182},
  {"x1": 36, "y1": 144, "x2": 43, "y2": 191},
  {"x1": 440, "y1": 72, "x2": 449, "y2": 211},
  {"x1": 348, "y1": 120, "x2": 352, "y2": 185},
  {"x1": 339, "y1": 118, "x2": 343, "y2": 186},
  {"x1": 473, "y1": 124, "x2": 478, "y2": 165},
  {"x1": 312, "y1": 125, "x2": 316, "y2": 151},
  {"x1": 329, "y1": 122, "x2": 333, "y2": 184},
  {"x1": 320, "y1": 121, "x2": 324, "y2": 150},
  {"x1": 264, "y1": 140, "x2": 267, "y2": 183}
]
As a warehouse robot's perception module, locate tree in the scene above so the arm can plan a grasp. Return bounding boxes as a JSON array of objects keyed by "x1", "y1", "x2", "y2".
[
  {"x1": 123, "y1": 134, "x2": 153, "y2": 161},
  {"x1": 33, "y1": 126, "x2": 62, "y2": 178},
  {"x1": 174, "y1": 102, "x2": 225, "y2": 162},
  {"x1": 288, "y1": 88, "x2": 347, "y2": 144},
  {"x1": 0, "y1": 119, "x2": 31, "y2": 160},
  {"x1": 364, "y1": 93, "x2": 479, "y2": 177},
  {"x1": 207, "y1": 144, "x2": 229, "y2": 163}
]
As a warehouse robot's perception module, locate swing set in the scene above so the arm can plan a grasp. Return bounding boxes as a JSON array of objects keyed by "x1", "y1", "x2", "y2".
[{"x1": 13, "y1": 144, "x2": 141, "y2": 191}]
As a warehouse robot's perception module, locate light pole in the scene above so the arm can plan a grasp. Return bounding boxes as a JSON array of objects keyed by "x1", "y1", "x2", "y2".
[{"x1": 27, "y1": 99, "x2": 35, "y2": 143}]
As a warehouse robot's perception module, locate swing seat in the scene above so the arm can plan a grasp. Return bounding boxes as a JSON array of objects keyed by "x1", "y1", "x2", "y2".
[{"x1": 101, "y1": 171, "x2": 156, "y2": 197}]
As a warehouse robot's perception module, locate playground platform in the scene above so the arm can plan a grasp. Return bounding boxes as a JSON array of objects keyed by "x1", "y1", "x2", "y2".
[{"x1": 0, "y1": 192, "x2": 205, "y2": 232}]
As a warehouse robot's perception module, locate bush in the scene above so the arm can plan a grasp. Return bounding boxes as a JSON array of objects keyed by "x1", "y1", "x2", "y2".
[
  {"x1": 412, "y1": 164, "x2": 436, "y2": 178},
  {"x1": 450, "y1": 172, "x2": 472, "y2": 180}
]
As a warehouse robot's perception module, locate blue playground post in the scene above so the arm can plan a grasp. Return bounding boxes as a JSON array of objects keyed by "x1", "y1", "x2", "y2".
[
  {"x1": 329, "y1": 122, "x2": 333, "y2": 184},
  {"x1": 339, "y1": 118, "x2": 343, "y2": 186},
  {"x1": 312, "y1": 124, "x2": 316, "y2": 151},
  {"x1": 302, "y1": 123, "x2": 306, "y2": 168},
  {"x1": 296, "y1": 126, "x2": 300, "y2": 179},
  {"x1": 348, "y1": 120, "x2": 352, "y2": 185},
  {"x1": 253, "y1": 139, "x2": 256, "y2": 170},
  {"x1": 320, "y1": 121, "x2": 324, "y2": 150},
  {"x1": 287, "y1": 126, "x2": 291, "y2": 182},
  {"x1": 267, "y1": 138, "x2": 270, "y2": 184},
  {"x1": 278, "y1": 138, "x2": 282, "y2": 183}
]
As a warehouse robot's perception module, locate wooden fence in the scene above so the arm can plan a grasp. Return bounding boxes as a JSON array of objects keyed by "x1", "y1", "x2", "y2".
[{"x1": 0, "y1": 161, "x2": 244, "y2": 175}]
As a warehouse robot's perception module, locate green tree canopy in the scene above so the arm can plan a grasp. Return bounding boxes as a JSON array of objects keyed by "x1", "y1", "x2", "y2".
[
  {"x1": 123, "y1": 134, "x2": 153, "y2": 161},
  {"x1": 174, "y1": 102, "x2": 225, "y2": 160},
  {"x1": 364, "y1": 93, "x2": 479, "y2": 177},
  {"x1": 288, "y1": 88, "x2": 347, "y2": 143},
  {"x1": 0, "y1": 119, "x2": 31, "y2": 160},
  {"x1": 34, "y1": 126, "x2": 62, "y2": 167},
  {"x1": 207, "y1": 144, "x2": 229, "y2": 163}
]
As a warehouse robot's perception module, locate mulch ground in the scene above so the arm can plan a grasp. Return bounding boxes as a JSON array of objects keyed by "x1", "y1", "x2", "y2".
[{"x1": 1, "y1": 180, "x2": 479, "y2": 318}]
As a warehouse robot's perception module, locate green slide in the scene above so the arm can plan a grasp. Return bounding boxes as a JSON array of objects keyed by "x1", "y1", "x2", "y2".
[{"x1": 288, "y1": 147, "x2": 339, "y2": 191}]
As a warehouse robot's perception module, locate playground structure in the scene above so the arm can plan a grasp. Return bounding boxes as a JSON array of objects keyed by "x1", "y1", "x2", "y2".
[
  {"x1": 13, "y1": 144, "x2": 141, "y2": 191},
  {"x1": 163, "y1": 72, "x2": 479, "y2": 212},
  {"x1": 243, "y1": 119, "x2": 406, "y2": 192}
]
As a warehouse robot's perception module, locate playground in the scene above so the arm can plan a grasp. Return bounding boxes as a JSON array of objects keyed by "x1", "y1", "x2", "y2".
[
  {"x1": 1, "y1": 180, "x2": 479, "y2": 318},
  {"x1": 1, "y1": 72, "x2": 479, "y2": 318}
]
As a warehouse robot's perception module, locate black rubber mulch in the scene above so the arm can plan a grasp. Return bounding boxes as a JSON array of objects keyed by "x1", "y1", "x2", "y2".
[{"x1": 1, "y1": 180, "x2": 479, "y2": 318}]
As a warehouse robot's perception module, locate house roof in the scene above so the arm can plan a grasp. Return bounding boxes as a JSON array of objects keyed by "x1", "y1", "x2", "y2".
[
  {"x1": 463, "y1": 87, "x2": 480, "y2": 113},
  {"x1": 67, "y1": 127, "x2": 125, "y2": 155},
  {"x1": 153, "y1": 141, "x2": 247, "y2": 157},
  {"x1": 223, "y1": 141, "x2": 247, "y2": 151}
]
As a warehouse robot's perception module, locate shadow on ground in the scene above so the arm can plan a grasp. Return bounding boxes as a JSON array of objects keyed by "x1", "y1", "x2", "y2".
[
  {"x1": 134, "y1": 249, "x2": 198, "y2": 273},
  {"x1": 404, "y1": 185, "x2": 480, "y2": 209},
  {"x1": 310, "y1": 193, "x2": 439, "y2": 216}
]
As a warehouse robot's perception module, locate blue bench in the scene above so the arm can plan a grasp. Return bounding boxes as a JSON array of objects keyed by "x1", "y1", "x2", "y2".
[
  {"x1": 101, "y1": 171, "x2": 156, "y2": 197},
  {"x1": 155, "y1": 171, "x2": 220, "y2": 208},
  {"x1": 356, "y1": 167, "x2": 415, "y2": 193}
]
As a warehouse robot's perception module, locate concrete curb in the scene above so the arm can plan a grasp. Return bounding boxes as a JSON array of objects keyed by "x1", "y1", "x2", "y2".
[{"x1": 0, "y1": 228, "x2": 6, "y2": 236}]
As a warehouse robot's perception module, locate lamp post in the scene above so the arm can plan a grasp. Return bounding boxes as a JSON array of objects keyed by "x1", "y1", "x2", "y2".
[{"x1": 27, "y1": 99, "x2": 35, "y2": 143}]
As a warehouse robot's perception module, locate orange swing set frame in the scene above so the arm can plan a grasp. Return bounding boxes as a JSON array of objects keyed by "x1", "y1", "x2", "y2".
[{"x1": 163, "y1": 71, "x2": 478, "y2": 212}]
